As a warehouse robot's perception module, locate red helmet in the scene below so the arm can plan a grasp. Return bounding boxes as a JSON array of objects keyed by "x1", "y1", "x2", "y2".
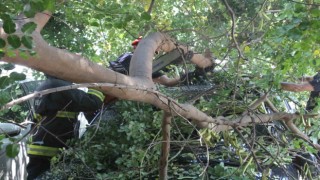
[{"x1": 131, "y1": 36, "x2": 143, "y2": 47}]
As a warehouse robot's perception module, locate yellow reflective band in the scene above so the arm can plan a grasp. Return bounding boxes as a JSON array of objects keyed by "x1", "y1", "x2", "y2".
[
  {"x1": 56, "y1": 111, "x2": 78, "y2": 118},
  {"x1": 87, "y1": 89, "x2": 105, "y2": 102},
  {"x1": 27, "y1": 144, "x2": 60, "y2": 157}
]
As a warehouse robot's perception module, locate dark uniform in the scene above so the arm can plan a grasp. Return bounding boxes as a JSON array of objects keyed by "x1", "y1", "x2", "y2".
[
  {"x1": 109, "y1": 52, "x2": 164, "y2": 79},
  {"x1": 306, "y1": 72, "x2": 320, "y2": 111},
  {"x1": 26, "y1": 77, "x2": 105, "y2": 180}
]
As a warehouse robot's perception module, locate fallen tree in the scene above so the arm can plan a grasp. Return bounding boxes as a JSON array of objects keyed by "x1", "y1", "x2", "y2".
[
  {"x1": 1, "y1": 8, "x2": 319, "y2": 145},
  {"x1": 1, "y1": 4, "x2": 320, "y2": 179}
]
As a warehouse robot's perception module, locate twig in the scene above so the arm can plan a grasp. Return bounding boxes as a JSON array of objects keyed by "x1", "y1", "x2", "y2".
[
  {"x1": 1, "y1": 82, "x2": 164, "y2": 111},
  {"x1": 147, "y1": 0, "x2": 155, "y2": 14},
  {"x1": 222, "y1": 0, "x2": 246, "y2": 60},
  {"x1": 285, "y1": 118, "x2": 320, "y2": 150},
  {"x1": 234, "y1": 127, "x2": 262, "y2": 171},
  {"x1": 241, "y1": 93, "x2": 268, "y2": 116}
]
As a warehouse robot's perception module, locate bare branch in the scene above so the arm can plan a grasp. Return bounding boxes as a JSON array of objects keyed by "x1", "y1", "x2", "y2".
[
  {"x1": 285, "y1": 118, "x2": 320, "y2": 151},
  {"x1": 1, "y1": 82, "x2": 159, "y2": 111},
  {"x1": 265, "y1": 98, "x2": 279, "y2": 113},
  {"x1": 159, "y1": 112, "x2": 171, "y2": 180},
  {"x1": 147, "y1": 0, "x2": 156, "y2": 14},
  {"x1": 242, "y1": 93, "x2": 268, "y2": 116},
  {"x1": 222, "y1": 0, "x2": 246, "y2": 60}
]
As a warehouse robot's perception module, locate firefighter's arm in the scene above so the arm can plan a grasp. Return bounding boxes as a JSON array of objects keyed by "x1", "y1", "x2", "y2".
[{"x1": 61, "y1": 88, "x2": 105, "y2": 112}]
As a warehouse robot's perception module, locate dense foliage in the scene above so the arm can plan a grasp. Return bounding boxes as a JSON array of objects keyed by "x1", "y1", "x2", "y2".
[{"x1": 1, "y1": 0, "x2": 320, "y2": 179}]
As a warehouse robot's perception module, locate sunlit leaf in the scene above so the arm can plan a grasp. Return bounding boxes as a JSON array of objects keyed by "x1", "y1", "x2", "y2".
[
  {"x1": 244, "y1": 46, "x2": 250, "y2": 53},
  {"x1": 313, "y1": 50, "x2": 320, "y2": 57},
  {"x1": 19, "y1": 50, "x2": 29, "y2": 59},
  {"x1": 6, "y1": 50, "x2": 16, "y2": 58},
  {"x1": 43, "y1": 0, "x2": 55, "y2": 12},
  {"x1": 30, "y1": 0, "x2": 45, "y2": 12}
]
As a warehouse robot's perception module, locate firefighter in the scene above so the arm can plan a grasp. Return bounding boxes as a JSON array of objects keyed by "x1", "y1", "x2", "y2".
[
  {"x1": 26, "y1": 75, "x2": 105, "y2": 180},
  {"x1": 109, "y1": 36, "x2": 181, "y2": 87}
]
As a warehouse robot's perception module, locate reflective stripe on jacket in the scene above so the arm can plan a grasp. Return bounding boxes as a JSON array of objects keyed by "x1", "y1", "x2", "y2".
[
  {"x1": 34, "y1": 111, "x2": 78, "y2": 121},
  {"x1": 27, "y1": 144, "x2": 60, "y2": 157},
  {"x1": 87, "y1": 88, "x2": 105, "y2": 102}
]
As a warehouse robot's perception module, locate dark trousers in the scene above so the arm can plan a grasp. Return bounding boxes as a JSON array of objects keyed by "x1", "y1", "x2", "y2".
[
  {"x1": 27, "y1": 156, "x2": 50, "y2": 180},
  {"x1": 27, "y1": 117, "x2": 76, "y2": 179}
]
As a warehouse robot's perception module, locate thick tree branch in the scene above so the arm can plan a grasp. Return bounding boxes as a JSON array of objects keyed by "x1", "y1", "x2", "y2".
[{"x1": 34, "y1": 11, "x2": 53, "y2": 32}]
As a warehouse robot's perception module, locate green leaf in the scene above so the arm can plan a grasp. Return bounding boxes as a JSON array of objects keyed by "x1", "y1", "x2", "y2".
[
  {"x1": 114, "y1": 22, "x2": 124, "y2": 28},
  {"x1": 21, "y1": 35, "x2": 33, "y2": 49},
  {"x1": 6, "y1": 143, "x2": 20, "y2": 158},
  {"x1": 310, "y1": 9, "x2": 320, "y2": 18},
  {"x1": 0, "y1": 38, "x2": 6, "y2": 48},
  {"x1": 140, "y1": 12, "x2": 151, "y2": 20},
  {"x1": 0, "y1": 134, "x2": 5, "y2": 140},
  {"x1": 43, "y1": 0, "x2": 55, "y2": 12},
  {"x1": 24, "y1": 9, "x2": 36, "y2": 18},
  {"x1": 90, "y1": 21, "x2": 100, "y2": 27},
  {"x1": 6, "y1": 50, "x2": 16, "y2": 58},
  {"x1": 0, "y1": 50, "x2": 4, "y2": 59},
  {"x1": 29, "y1": 0, "x2": 46, "y2": 13},
  {"x1": 0, "y1": 76, "x2": 10, "y2": 88},
  {"x1": 10, "y1": 105, "x2": 21, "y2": 112},
  {"x1": 21, "y1": 22, "x2": 37, "y2": 34},
  {"x1": 7, "y1": 35, "x2": 21, "y2": 49},
  {"x1": 0, "y1": 13, "x2": 11, "y2": 21},
  {"x1": 2, "y1": 63, "x2": 15, "y2": 70},
  {"x1": 3, "y1": 20, "x2": 16, "y2": 34},
  {"x1": 19, "y1": 50, "x2": 29, "y2": 59},
  {"x1": 10, "y1": 72, "x2": 26, "y2": 81}
]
